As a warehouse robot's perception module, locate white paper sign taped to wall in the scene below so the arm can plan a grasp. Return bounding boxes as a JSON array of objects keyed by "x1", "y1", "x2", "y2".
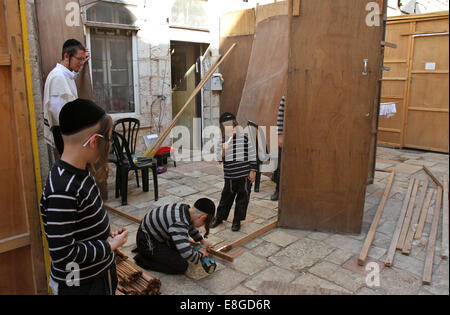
[{"x1": 425, "y1": 62, "x2": 436, "y2": 71}]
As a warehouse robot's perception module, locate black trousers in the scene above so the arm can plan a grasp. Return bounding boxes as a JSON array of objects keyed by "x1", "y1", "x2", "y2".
[
  {"x1": 57, "y1": 262, "x2": 118, "y2": 295},
  {"x1": 216, "y1": 177, "x2": 252, "y2": 223},
  {"x1": 273, "y1": 147, "x2": 282, "y2": 193},
  {"x1": 134, "y1": 227, "x2": 188, "y2": 275}
]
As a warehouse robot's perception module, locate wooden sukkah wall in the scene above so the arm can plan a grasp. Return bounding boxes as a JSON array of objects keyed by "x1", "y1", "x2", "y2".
[
  {"x1": 219, "y1": 8, "x2": 255, "y2": 116},
  {"x1": 378, "y1": 12, "x2": 449, "y2": 153},
  {"x1": 0, "y1": 0, "x2": 47, "y2": 294},
  {"x1": 278, "y1": 0, "x2": 387, "y2": 233}
]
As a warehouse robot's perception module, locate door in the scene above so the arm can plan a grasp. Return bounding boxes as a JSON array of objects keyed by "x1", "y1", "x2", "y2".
[
  {"x1": 279, "y1": 0, "x2": 386, "y2": 233},
  {"x1": 405, "y1": 30, "x2": 449, "y2": 152},
  {"x1": 0, "y1": 0, "x2": 46, "y2": 294}
]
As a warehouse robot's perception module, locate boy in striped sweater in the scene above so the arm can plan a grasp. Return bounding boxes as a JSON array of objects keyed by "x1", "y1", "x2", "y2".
[
  {"x1": 133, "y1": 199, "x2": 216, "y2": 275},
  {"x1": 40, "y1": 99, "x2": 128, "y2": 295},
  {"x1": 212, "y1": 112, "x2": 258, "y2": 232}
]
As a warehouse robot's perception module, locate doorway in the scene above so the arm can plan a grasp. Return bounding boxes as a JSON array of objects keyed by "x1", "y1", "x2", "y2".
[{"x1": 170, "y1": 41, "x2": 209, "y2": 151}]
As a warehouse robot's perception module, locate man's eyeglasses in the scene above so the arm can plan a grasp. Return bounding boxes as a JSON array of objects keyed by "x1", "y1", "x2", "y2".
[
  {"x1": 73, "y1": 56, "x2": 86, "y2": 62},
  {"x1": 82, "y1": 134, "x2": 111, "y2": 147}
]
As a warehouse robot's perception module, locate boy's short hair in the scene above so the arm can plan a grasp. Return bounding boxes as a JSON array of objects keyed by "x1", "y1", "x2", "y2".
[
  {"x1": 220, "y1": 112, "x2": 236, "y2": 124},
  {"x1": 62, "y1": 39, "x2": 86, "y2": 60}
]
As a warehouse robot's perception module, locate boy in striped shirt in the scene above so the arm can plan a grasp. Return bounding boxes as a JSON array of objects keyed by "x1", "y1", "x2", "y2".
[
  {"x1": 40, "y1": 99, "x2": 128, "y2": 295},
  {"x1": 133, "y1": 199, "x2": 216, "y2": 275},
  {"x1": 212, "y1": 112, "x2": 258, "y2": 232}
]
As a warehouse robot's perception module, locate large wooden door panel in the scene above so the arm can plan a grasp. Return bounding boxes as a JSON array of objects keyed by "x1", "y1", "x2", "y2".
[{"x1": 279, "y1": 0, "x2": 385, "y2": 233}]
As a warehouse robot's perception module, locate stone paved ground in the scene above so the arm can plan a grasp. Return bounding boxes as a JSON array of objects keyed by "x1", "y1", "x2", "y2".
[{"x1": 107, "y1": 147, "x2": 449, "y2": 295}]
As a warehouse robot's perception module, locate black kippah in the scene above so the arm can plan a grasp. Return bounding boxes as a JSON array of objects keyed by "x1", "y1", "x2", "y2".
[
  {"x1": 220, "y1": 112, "x2": 236, "y2": 124},
  {"x1": 59, "y1": 98, "x2": 106, "y2": 135},
  {"x1": 194, "y1": 198, "x2": 216, "y2": 216}
]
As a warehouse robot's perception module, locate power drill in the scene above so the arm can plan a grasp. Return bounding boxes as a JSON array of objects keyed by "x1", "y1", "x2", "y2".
[{"x1": 194, "y1": 246, "x2": 217, "y2": 274}]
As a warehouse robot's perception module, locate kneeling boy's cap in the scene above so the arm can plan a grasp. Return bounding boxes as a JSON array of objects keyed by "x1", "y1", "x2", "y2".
[
  {"x1": 59, "y1": 98, "x2": 106, "y2": 135},
  {"x1": 219, "y1": 112, "x2": 236, "y2": 124},
  {"x1": 194, "y1": 198, "x2": 216, "y2": 216}
]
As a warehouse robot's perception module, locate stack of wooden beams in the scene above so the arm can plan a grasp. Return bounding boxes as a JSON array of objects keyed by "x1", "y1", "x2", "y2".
[{"x1": 115, "y1": 254, "x2": 161, "y2": 295}]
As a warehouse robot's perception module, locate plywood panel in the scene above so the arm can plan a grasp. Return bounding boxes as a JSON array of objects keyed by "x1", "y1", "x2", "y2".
[
  {"x1": 412, "y1": 36, "x2": 449, "y2": 71},
  {"x1": 35, "y1": 0, "x2": 93, "y2": 99},
  {"x1": 236, "y1": 14, "x2": 289, "y2": 150},
  {"x1": 279, "y1": 0, "x2": 385, "y2": 233},
  {"x1": 220, "y1": 8, "x2": 255, "y2": 37},
  {"x1": 409, "y1": 75, "x2": 449, "y2": 110},
  {"x1": 384, "y1": 23, "x2": 411, "y2": 60},
  {"x1": 0, "y1": 68, "x2": 28, "y2": 240},
  {"x1": 0, "y1": 0, "x2": 47, "y2": 294},
  {"x1": 405, "y1": 111, "x2": 449, "y2": 152},
  {"x1": 219, "y1": 35, "x2": 254, "y2": 116},
  {"x1": 0, "y1": 247, "x2": 35, "y2": 294}
]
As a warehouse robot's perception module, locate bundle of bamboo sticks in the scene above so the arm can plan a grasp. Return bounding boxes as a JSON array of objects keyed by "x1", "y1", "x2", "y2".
[{"x1": 115, "y1": 255, "x2": 161, "y2": 295}]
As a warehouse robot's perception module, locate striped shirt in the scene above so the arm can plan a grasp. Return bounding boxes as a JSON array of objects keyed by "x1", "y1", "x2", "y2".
[
  {"x1": 140, "y1": 204, "x2": 204, "y2": 264},
  {"x1": 40, "y1": 159, "x2": 113, "y2": 285},
  {"x1": 216, "y1": 133, "x2": 258, "y2": 179},
  {"x1": 277, "y1": 96, "x2": 285, "y2": 135}
]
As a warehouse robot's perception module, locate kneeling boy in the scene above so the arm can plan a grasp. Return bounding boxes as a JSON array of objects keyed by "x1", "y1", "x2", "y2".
[{"x1": 134, "y1": 198, "x2": 215, "y2": 274}]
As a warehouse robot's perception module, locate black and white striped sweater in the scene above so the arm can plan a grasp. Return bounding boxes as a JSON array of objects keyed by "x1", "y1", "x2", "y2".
[
  {"x1": 139, "y1": 203, "x2": 204, "y2": 264},
  {"x1": 216, "y1": 133, "x2": 258, "y2": 180},
  {"x1": 40, "y1": 159, "x2": 113, "y2": 285}
]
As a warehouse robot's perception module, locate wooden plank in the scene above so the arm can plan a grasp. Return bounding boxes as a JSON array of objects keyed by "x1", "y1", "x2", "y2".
[
  {"x1": 280, "y1": 0, "x2": 386, "y2": 233},
  {"x1": 423, "y1": 166, "x2": 444, "y2": 188},
  {"x1": 256, "y1": 1, "x2": 288, "y2": 24},
  {"x1": 415, "y1": 189, "x2": 435, "y2": 240},
  {"x1": 220, "y1": 8, "x2": 255, "y2": 37},
  {"x1": 397, "y1": 179, "x2": 420, "y2": 250},
  {"x1": 402, "y1": 179, "x2": 429, "y2": 255},
  {"x1": 105, "y1": 204, "x2": 234, "y2": 262},
  {"x1": 423, "y1": 186, "x2": 443, "y2": 285},
  {"x1": 385, "y1": 177, "x2": 415, "y2": 266},
  {"x1": 217, "y1": 221, "x2": 278, "y2": 253},
  {"x1": 442, "y1": 178, "x2": 449, "y2": 259},
  {"x1": 358, "y1": 171, "x2": 395, "y2": 266},
  {"x1": 0, "y1": 233, "x2": 31, "y2": 254}
]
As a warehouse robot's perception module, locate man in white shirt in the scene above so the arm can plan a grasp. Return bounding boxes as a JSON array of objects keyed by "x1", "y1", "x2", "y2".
[{"x1": 43, "y1": 39, "x2": 89, "y2": 156}]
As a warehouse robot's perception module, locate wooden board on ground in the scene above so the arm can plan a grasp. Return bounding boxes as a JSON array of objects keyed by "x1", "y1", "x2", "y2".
[
  {"x1": 217, "y1": 221, "x2": 278, "y2": 253},
  {"x1": 257, "y1": 281, "x2": 350, "y2": 295},
  {"x1": 279, "y1": 0, "x2": 386, "y2": 233},
  {"x1": 236, "y1": 13, "x2": 289, "y2": 151},
  {"x1": 414, "y1": 189, "x2": 435, "y2": 240},
  {"x1": 397, "y1": 179, "x2": 419, "y2": 250},
  {"x1": 423, "y1": 165, "x2": 444, "y2": 188},
  {"x1": 423, "y1": 186, "x2": 443, "y2": 285},
  {"x1": 358, "y1": 171, "x2": 395, "y2": 266},
  {"x1": 385, "y1": 177, "x2": 415, "y2": 267},
  {"x1": 442, "y1": 178, "x2": 449, "y2": 259},
  {"x1": 402, "y1": 179, "x2": 429, "y2": 254}
]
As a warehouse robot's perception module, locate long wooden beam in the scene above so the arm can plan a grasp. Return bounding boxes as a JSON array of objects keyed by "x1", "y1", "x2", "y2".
[
  {"x1": 385, "y1": 178, "x2": 415, "y2": 266},
  {"x1": 402, "y1": 179, "x2": 429, "y2": 255},
  {"x1": 442, "y1": 178, "x2": 449, "y2": 259},
  {"x1": 358, "y1": 171, "x2": 395, "y2": 266},
  {"x1": 104, "y1": 204, "x2": 234, "y2": 263},
  {"x1": 397, "y1": 179, "x2": 419, "y2": 250},
  {"x1": 143, "y1": 43, "x2": 237, "y2": 158},
  {"x1": 423, "y1": 186, "x2": 443, "y2": 285},
  {"x1": 414, "y1": 189, "x2": 435, "y2": 240},
  {"x1": 216, "y1": 221, "x2": 278, "y2": 253}
]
